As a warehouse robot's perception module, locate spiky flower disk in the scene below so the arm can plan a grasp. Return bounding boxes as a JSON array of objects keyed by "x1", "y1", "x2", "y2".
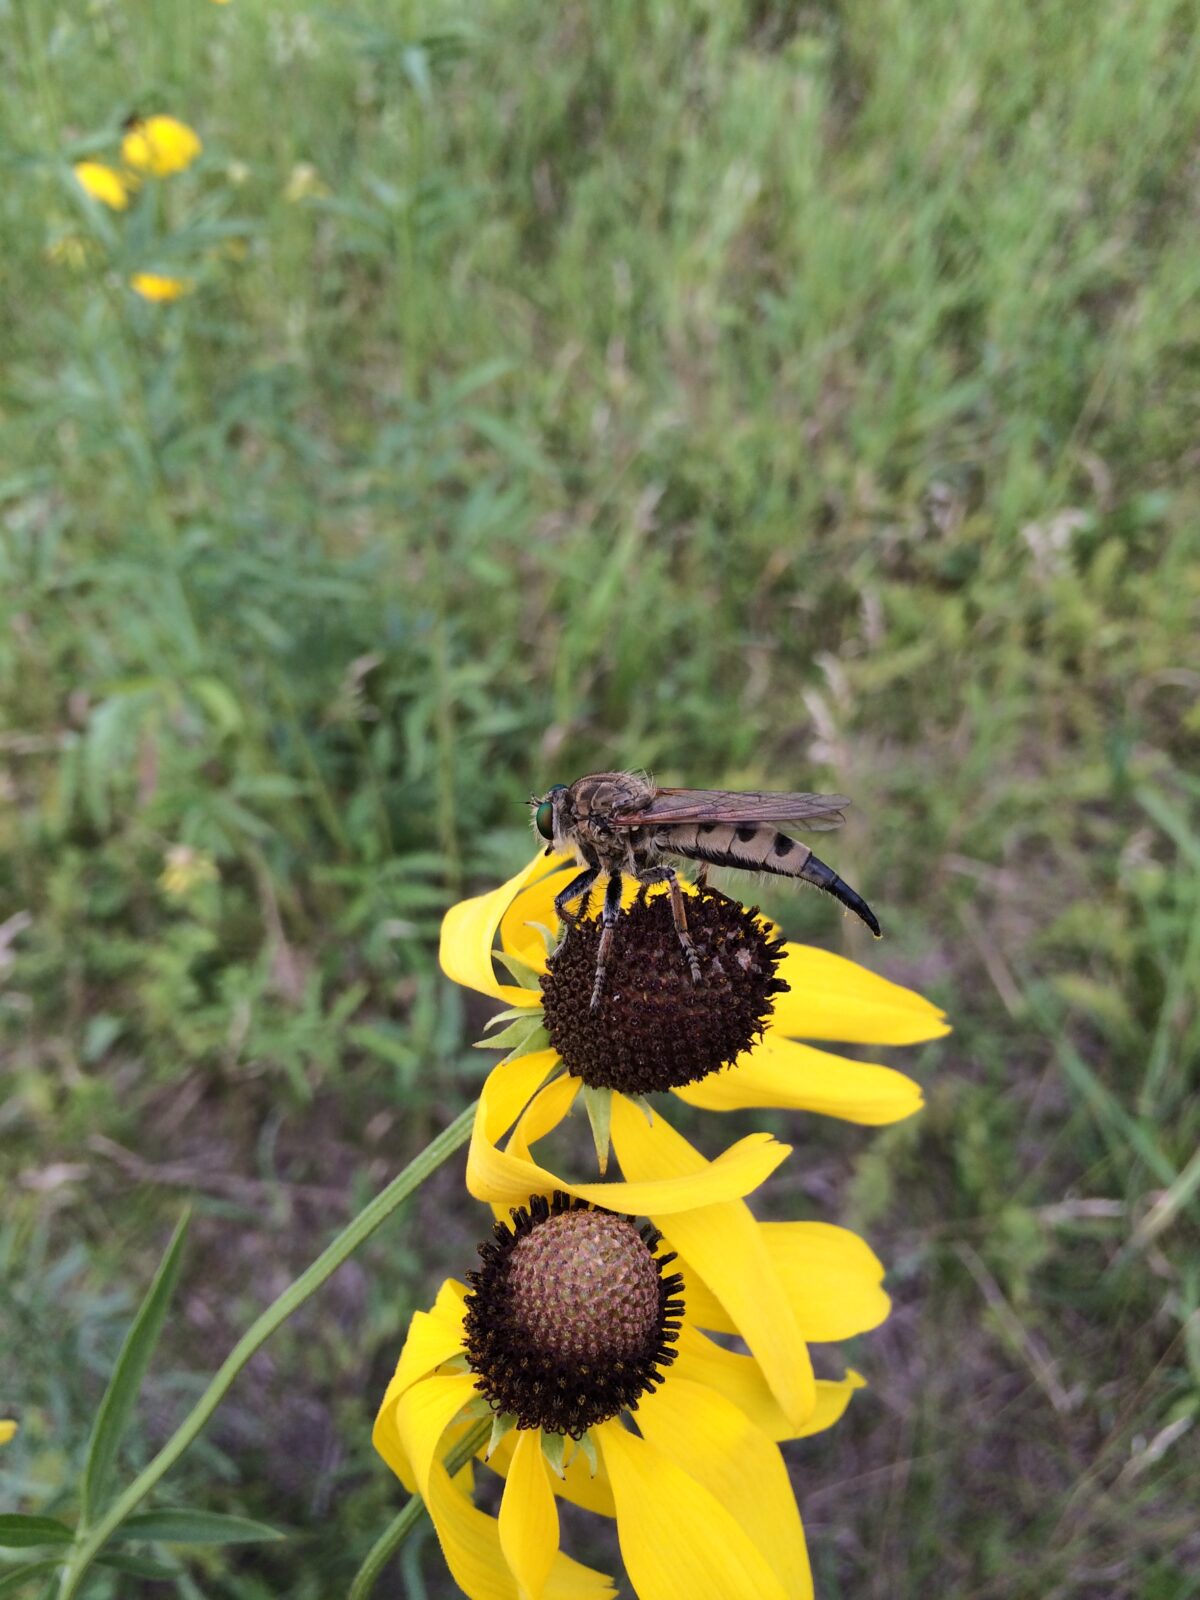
[
  {"x1": 541, "y1": 884, "x2": 787, "y2": 1093},
  {"x1": 463, "y1": 1193, "x2": 684, "y2": 1438}
]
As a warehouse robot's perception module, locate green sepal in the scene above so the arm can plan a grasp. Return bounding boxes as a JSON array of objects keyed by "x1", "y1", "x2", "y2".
[
  {"x1": 540, "y1": 1430, "x2": 567, "y2": 1479},
  {"x1": 486, "y1": 1412, "x2": 518, "y2": 1459},
  {"x1": 492, "y1": 950, "x2": 544, "y2": 990},
  {"x1": 523, "y1": 920, "x2": 558, "y2": 957},
  {"x1": 440, "y1": 1352, "x2": 471, "y2": 1373},
  {"x1": 629, "y1": 1094, "x2": 655, "y2": 1126},
  {"x1": 459, "y1": 1395, "x2": 494, "y2": 1422},
  {"x1": 575, "y1": 1430, "x2": 599, "y2": 1477},
  {"x1": 581, "y1": 1085, "x2": 614, "y2": 1174},
  {"x1": 482, "y1": 1004, "x2": 542, "y2": 1031},
  {"x1": 502, "y1": 1022, "x2": 550, "y2": 1064}
]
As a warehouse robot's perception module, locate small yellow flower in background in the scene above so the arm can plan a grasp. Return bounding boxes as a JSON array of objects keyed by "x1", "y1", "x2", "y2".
[
  {"x1": 131, "y1": 272, "x2": 193, "y2": 303},
  {"x1": 211, "y1": 0, "x2": 233, "y2": 6},
  {"x1": 73, "y1": 160, "x2": 130, "y2": 210},
  {"x1": 121, "y1": 115, "x2": 202, "y2": 178},
  {"x1": 284, "y1": 161, "x2": 329, "y2": 203},
  {"x1": 0, "y1": 1420, "x2": 17, "y2": 1446},
  {"x1": 159, "y1": 845, "x2": 218, "y2": 895},
  {"x1": 376, "y1": 1142, "x2": 874, "y2": 1599}
]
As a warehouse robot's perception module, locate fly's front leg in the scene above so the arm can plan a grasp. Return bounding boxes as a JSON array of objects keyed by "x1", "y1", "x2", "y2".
[
  {"x1": 590, "y1": 870, "x2": 625, "y2": 1011},
  {"x1": 636, "y1": 865, "x2": 703, "y2": 986},
  {"x1": 554, "y1": 865, "x2": 598, "y2": 940}
]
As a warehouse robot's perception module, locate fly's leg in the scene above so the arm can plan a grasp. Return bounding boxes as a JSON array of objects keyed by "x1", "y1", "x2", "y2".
[
  {"x1": 636, "y1": 865, "x2": 703, "y2": 986},
  {"x1": 590, "y1": 870, "x2": 625, "y2": 1011},
  {"x1": 554, "y1": 865, "x2": 599, "y2": 939}
]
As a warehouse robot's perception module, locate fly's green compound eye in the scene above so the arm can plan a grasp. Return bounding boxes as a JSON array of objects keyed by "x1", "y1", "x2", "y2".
[{"x1": 535, "y1": 800, "x2": 555, "y2": 840}]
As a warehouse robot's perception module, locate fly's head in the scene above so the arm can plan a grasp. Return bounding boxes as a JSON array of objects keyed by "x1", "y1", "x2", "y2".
[{"x1": 531, "y1": 782, "x2": 574, "y2": 853}]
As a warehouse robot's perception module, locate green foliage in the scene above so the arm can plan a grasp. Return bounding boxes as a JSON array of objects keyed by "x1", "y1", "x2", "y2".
[{"x1": 2, "y1": 0, "x2": 1199, "y2": 1595}]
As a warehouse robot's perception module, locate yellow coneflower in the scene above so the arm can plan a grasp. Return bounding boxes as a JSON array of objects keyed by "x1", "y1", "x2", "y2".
[
  {"x1": 376, "y1": 1157, "x2": 875, "y2": 1599},
  {"x1": 130, "y1": 272, "x2": 193, "y2": 302},
  {"x1": 73, "y1": 160, "x2": 130, "y2": 210},
  {"x1": 443, "y1": 850, "x2": 946, "y2": 1156},
  {"x1": 121, "y1": 115, "x2": 202, "y2": 178}
]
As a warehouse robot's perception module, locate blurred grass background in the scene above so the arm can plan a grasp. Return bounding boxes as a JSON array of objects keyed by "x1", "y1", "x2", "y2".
[{"x1": 2, "y1": 0, "x2": 1199, "y2": 1595}]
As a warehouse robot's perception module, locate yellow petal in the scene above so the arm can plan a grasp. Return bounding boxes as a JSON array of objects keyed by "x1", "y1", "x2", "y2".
[
  {"x1": 635, "y1": 1377, "x2": 811, "y2": 1598},
  {"x1": 470, "y1": 1061, "x2": 790, "y2": 1215},
  {"x1": 121, "y1": 114, "x2": 202, "y2": 176},
  {"x1": 675, "y1": 1032, "x2": 923, "y2": 1125},
  {"x1": 800, "y1": 1368, "x2": 867, "y2": 1437},
  {"x1": 597, "y1": 1419, "x2": 790, "y2": 1600},
  {"x1": 130, "y1": 272, "x2": 191, "y2": 302},
  {"x1": 509, "y1": 1074, "x2": 581, "y2": 1158},
  {"x1": 467, "y1": 1052, "x2": 571, "y2": 1204},
  {"x1": 678, "y1": 1221, "x2": 889, "y2": 1341},
  {"x1": 499, "y1": 865, "x2": 579, "y2": 971},
  {"x1": 441, "y1": 855, "x2": 571, "y2": 1005},
  {"x1": 609, "y1": 1098, "x2": 813, "y2": 1425},
  {"x1": 73, "y1": 160, "x2": 129, "y2": 209},
  {"x1": 499, "y1": 1429, "x2": 560, "y2": 1600},
  {"x1": 771, "y1": 944, "x2": 950, "y2": 1044},
  {"x1": 485, "y1": 1432, "x2": 617, "y2": 1520},
  {"x1": 671, "y1": 1325, "x2": 865, "y2": 1441},
  {"x1": 0, "y1": 1420, "x2": 17, "y2": 1446}
]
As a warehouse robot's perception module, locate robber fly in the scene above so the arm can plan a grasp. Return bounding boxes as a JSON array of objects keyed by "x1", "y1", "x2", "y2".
[{"x1": 531, "y1": 771, "x2": 880, "y2": 1009}]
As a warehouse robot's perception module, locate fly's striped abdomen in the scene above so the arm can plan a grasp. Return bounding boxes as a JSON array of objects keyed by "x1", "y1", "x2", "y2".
[
  {"x1": 660, "y1": 822, "x2": 811, "y2": 875},
  {"x1": 660, "y1": 823, "x2": 882, "y2": 937}
]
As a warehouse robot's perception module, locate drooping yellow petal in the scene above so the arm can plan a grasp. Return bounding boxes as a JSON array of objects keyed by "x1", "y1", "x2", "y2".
[
  {"x1": 390, "y1": 1375, "x2": 612, "y2": 1599},
  {"x1": 441, "y1": 855, "x2": 570, "y2": 1005},
  {"x1": 635, "y1": 1377, "x2": 812, "y2": 1599},
  {"x1": 675, "y1": 1032, "x2": 923, "y2": 1125},
  {"x1": 467, "y1": 1051, "x2": 572, "y2": 1202},
  {"x1": 389, "y1": 1307, "x2": 466, "y2": 1401},
  {"x1": 678, "y1": 1221, "x2": 889, "y2": 1341},
  {"x1": 499, "y1": 1429, "x2": 560, "y2": 1600},
  {"x1": 470, "y1": 1062, "x2": 791, "y2": 1214},
  {"x1": 485, "y1": 1431, "x2": 617, "y2": 1519},
  {"x1": 121, "y1": 114, "x2": 202, "y2": 176},
  {"x1": 597, "y1": 1419, "x2": 791, "y2": 1600},
  {"x1": 499, "y1": 864, "x2": 578, "y2": 972},
  {"x1": 671, "y1": 1324, "x2": 865, "y2": 1442},
  {"x1": 510, "y1": 1074, "x2": 581, "y2": 1157},
  {"x1": 609, "y1": 1097, "x2": 813, "y2": 1426},
  {"x1": 73, "y1": 160, "x2": 129, "y2": 209},
  {"x1": 771, "y1": 944, "x2": 949, "y2": 1044}
]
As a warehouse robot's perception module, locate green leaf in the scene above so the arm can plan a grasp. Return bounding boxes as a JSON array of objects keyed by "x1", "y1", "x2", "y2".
[
  {"x1": 113, "y1": 1509, "x2": 285, "y2": 1546},
  {"x1": 97, "y1": 1548, "x2": 180, "y2": 1578},
  {"x1": 0, "y1": 1514, "x2": 73, "y2": 1548},
  {"x1": 0, "y1": 1559, "x2": 60, "y2": 1595},
  {"x1": 80, "y1": 1211, "x2": 191, "y2": 1525}
]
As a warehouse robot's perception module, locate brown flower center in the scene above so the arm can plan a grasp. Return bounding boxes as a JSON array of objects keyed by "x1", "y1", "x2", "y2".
[
  {"x1": 463, "y1": 1193, "x2": 684, "y2": 1437},
  {"x1": 540, "y1": 884, "x2": 786, "y2": 1093}
]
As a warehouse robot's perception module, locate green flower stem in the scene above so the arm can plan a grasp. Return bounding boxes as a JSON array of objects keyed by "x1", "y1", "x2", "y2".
[
  {"x1": 56, "y1": 1100, "x2": 479, "y2": 1600},
  {"x1": 347, "y1": 1418, "x2": 492, "y2": 1600}
]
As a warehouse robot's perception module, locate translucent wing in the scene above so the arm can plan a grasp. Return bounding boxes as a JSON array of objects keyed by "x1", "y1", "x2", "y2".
[{"x1": 613, "y1": 788, "x2": 851, "y2": 831}]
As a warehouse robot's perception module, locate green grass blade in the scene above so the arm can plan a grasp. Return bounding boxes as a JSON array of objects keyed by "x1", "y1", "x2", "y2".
[
  {"x1": 79, "y1": 1210, "x2": 191, "y2": 1527},
  {"x1": 113, "y1": 1509, "x2": 285, "y2": 1545},
  {"x1": 0, "y1": 1516, "x2": 73, "y2": 1549}
]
